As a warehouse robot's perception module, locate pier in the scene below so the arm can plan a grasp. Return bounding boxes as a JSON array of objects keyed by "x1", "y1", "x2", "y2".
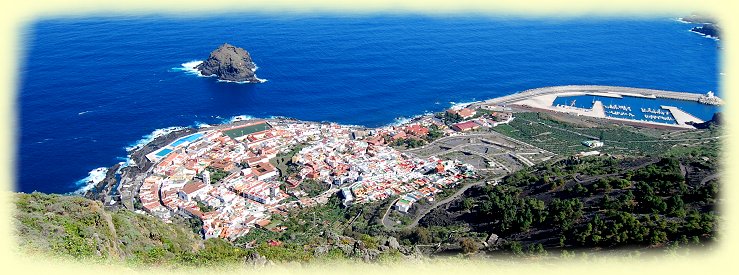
[
  {"x1": 475, "y1": 85, "x2": 718, "y2": 130},
  {"x1": 476, "y1": 85, "x2": 720, "y2": 107}
]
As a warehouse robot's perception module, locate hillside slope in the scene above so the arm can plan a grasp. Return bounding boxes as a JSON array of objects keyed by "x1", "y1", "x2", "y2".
[
  {"x1": 417, "y1": 154, "x2": 719, "y2": 254},
  {"x1": 12, "y1": 192, "x2": 253, "y2": 265}
]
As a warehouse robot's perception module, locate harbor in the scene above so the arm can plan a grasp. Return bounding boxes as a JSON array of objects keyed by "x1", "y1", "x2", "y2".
[{"x1": 477, "y1": 85, "x2": 721, "y2": 129}]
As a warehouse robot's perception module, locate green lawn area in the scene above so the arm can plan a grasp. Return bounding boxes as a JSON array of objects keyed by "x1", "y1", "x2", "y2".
[
  {"x1": 493, "y1": 112, "x2": 720, "y2": 157},
  {"x1": 223, "y1": 122, "x2": 272, "y2": 139}
]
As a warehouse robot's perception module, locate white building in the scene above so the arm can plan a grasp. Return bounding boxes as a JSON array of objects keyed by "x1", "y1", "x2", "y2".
[{"x1": 202, "y1": 170, "x2": 211, "y2": 185}]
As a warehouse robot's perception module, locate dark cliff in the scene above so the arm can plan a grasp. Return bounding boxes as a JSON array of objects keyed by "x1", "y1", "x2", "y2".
[
  {"x1": 195, "y1": 43, "x2": 262, "y2": 83},
  {"x1": 691, "y1": 23, "x2": 720, "y2": 39}
]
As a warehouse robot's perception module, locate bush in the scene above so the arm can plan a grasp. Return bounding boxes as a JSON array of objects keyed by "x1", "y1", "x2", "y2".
[{"x1": 460, "y1": 238, "x2": 478, "y2": 254}]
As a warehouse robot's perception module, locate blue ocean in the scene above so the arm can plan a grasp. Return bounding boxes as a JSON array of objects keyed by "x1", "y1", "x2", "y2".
[{"x1": 18, "y1": 15, "x2": 720, "y2": 194}]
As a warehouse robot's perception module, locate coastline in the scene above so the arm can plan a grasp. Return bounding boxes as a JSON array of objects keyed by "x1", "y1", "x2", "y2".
[
  {"x1": 82, "y1": 116, "x2": 369, "y2": 208},
  {"x1": 82, "y1": 84, "x2": 721, "y2": 207}
]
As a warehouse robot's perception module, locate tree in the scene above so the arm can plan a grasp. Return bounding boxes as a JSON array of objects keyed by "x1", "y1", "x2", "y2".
[
  {"x1": 444, "y1": 112, "x2": 464, "y2": 124},
  {"x1": 426, "y1": 124, "x2": 444, "y2": 141},
  {"x1": 462, "y1": 198, "x2": 474, "y2": 210},
  {"x1": 507, "y1": 241, "x2": 523, "y2": 255},
  {"x1": 460, "y1": 238, "x2": 478, "y2": 254},
  {"x1": 667, "y1": 196, "x2": 686, "y2": 217},
  {"x1": 570, "y1": 183, "x2": 588, "y2": 196},
  {"x1": 527, "y1": 243, "x2": 547, "y2": 256},
  {"x1": 548, "y1": 198, "x2": 583, "y2": 231},
  {"x1": 649, "y1": 230, "x2": 668, "y2": 246},
  {"x1": 412, "y1": 227, "x2": 432, "y2": 244}
]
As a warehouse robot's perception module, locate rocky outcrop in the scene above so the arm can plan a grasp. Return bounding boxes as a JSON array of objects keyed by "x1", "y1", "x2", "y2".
[
  {"x1": 244, "y1": 252, "x2": 270, "y2": 267},
  {"x1": 386, "y1": 236, "x2": 401, "y2": 250},
  {"x1": 83, "y1": 163, "x2": 120, "y2": 204},
  {"x1": 83, "y1": 127, "x2": 197, "y2": 210},
  {"x1": 691, "y1": 23, "x2": 720, "y2": 39},
  {"x1": 680, "y1": 13, "x2": 717, "y2": 24},
  {"x1": 195, "y1": 43, "x2": 263, "y2": 83},
  {"x1": 690, "y1": 112, "x2": 722, "y2": 129},
  {"x1": 681, "y1": 13, "x2": 720, "y2": 39}
]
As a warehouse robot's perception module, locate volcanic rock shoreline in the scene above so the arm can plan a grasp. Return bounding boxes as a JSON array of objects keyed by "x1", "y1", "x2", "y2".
[
  {"x1": 83, "y1": 118, "x2": 304, "y2": 209},
  {"x1": 680, "y1": 13, "x2": 721, "y2": 39},
  {"x1": 195, "y1": 43, "x2": 263, "y2": 83},
  {"x1": 83, "y1": 128, "x2": 197, "y2": 209}
]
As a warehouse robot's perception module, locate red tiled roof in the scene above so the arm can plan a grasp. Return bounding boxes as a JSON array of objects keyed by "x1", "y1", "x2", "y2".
[
  {"x1": 182, "y1": 181, "x2": 206, "y2": 195},
  {"x1": 452, "y1": 121, "x2": 480, "y2": 131}
]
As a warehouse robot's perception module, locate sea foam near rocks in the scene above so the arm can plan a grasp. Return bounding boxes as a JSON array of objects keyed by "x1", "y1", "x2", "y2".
[
  {"x1": 449, "y1": 100, "x2": 479, "y2": 109},
  {"x1": 225, "y1": 115, "x2": 256, "y2": 123},
  {"x1": 688, "y1": 29, "x2": 719, "y2": 40},
  {"x1": 215, "y1": 77, "x2": 268, "y2": 84},
  {"x1": 73, "y1": 167, "x2": 108, "y2": 194},
  {"x1": 176, "y1": 60, "x2": 267, "y2": 83},
  {"x1": 125, "y1": 126, "x2": 187, "y2": 152},
  {"x1": 175, "y1": 61, "x2": 210, "y2": 77},
  {"x1": 388, "y1": 112, "x2": 433, "y2": 127}
]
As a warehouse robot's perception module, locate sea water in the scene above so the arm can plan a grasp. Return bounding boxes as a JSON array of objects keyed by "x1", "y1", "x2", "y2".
[{"x1": 18, "y1": 14, "x2": 719, "y2": 193}]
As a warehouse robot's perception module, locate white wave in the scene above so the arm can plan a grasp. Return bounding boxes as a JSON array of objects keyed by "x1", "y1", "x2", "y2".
[
  {"x1": 674, "y1": 18, "x2": 692, "y2": 24},
  {"x1": 688, "y1": 29, "x2": 719, "y2": 40},
  {"x1": 115, "y1": 157, "x2": 135, "y2": 170},
  {"x1": 196, "y1": 122, "x2": 212, "y2": 128},
  {"x1": 35, "y1": 138, "x2": 53, "y2": 144},
  {"x1": 449, "y1": 99, "x2": 479, "y2": 110},
  {"x1": 173, "y1": 60, "x2": 218, "y2": 78},
  {"x1": 392, "y1": 116, "x2": 412, "y2": 126},
  {"x1": 215, "y1": 77, "x2": 268, "y2": 84},
  {"x1": 116, "y1": 162, "x2": 127, "y2": 173},
  {"x1": 387, "y1": 112, "x2": 433, "y2": 127},
  {"x1": 224, "y1": 115, "x2": 256, "y2": 124},
  {"x1": 78, "y1": 110, "x2": 92, "y2": 115},
  {"x1": 177, "y1": 60, "x2": 267, "y2": 83},
  {"x1": 125, "y1": 126, "x2": 186, "y2": 152},
  {"x1": 73, "y1": 167, "x2": 109, "y2": 194}
]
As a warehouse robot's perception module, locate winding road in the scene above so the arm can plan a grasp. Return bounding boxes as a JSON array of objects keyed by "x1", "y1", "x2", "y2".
[{"x1": 381, "y1": 178, "x2": 494, "y2": 231}]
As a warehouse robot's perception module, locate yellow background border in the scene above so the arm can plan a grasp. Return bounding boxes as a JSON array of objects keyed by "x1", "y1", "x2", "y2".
[{"x1": 1, "y1": 0, "x2": 735, "y2": 274}]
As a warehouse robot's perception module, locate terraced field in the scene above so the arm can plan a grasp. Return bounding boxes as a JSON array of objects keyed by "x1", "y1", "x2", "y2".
[{"x1": 492, "y1": 112, "x2": 721, "y2": 156}]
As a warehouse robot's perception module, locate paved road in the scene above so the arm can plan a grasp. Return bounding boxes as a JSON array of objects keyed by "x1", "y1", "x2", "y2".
[
  {"x1": 381, "y1": 178, "x2": 492, "y2": 231},
  {"x1": 406, "y1": 180, "x2": 488, "y2": 229},
  {"x1": 475, "y1": 85, "x2": 714, "y2": 106},
  {"x1": 380, "y1": 197, "x2": 401, "y2": 228},
  {"x1": 403, "y1": 133, "x2": 507, "y2": 154}
]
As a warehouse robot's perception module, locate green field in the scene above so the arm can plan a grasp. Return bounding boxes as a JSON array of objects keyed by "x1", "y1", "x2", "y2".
[
  {"x1": 492, "y1": 112, "x2": 721, "y2": 156},
  {"x1": 223, "y1": 122, "x2": 272, "y2": 139}
]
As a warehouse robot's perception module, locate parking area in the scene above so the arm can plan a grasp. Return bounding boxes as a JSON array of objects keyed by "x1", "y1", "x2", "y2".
[{"x1": 403, "y1": 132, "x2": 555, "y2": 176}]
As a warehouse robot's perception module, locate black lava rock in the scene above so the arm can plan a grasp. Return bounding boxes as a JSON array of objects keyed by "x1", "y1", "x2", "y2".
[{"x1": 195, "y1": 43, "x2": 262, "y2": 83}]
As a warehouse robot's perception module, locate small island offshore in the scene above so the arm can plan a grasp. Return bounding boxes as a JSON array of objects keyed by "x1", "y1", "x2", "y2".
[
  {"x1": 14, "y1": 85, "x2": 722, "y2": 267},
  {"x1": 193, "y1": 43, "x2": 265, "y2": 83}
]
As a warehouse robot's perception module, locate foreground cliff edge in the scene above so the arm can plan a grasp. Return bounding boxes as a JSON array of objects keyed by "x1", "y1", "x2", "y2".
[{"x1": 195, "y1": 43, "x2": 264, "y2": 83}]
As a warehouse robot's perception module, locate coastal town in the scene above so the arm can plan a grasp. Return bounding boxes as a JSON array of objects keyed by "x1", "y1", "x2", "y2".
[
  {"x1": 116, "y1": 85, "x2": 722, "y2": 243},
  {"x1": 13, "y1": 82, "x2": 720, "y2": 266},
  {"x1": 135, "y1": 112, "x2": 488, "y2": 240}
]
